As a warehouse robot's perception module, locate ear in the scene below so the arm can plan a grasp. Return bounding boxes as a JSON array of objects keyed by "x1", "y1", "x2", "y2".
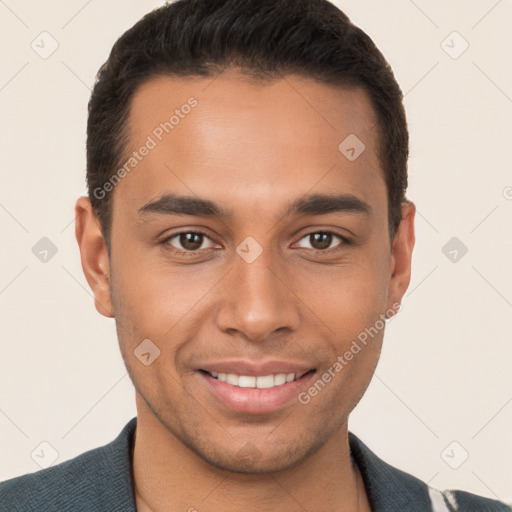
[
  {"x1": 387, "y1": 201, "x2": 415, "y2": 316},
  {"x1": 75, "y1": 196, "x2": 114, "y2": 318}
]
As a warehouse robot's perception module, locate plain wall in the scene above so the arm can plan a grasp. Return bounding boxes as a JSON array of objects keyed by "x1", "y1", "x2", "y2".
[{"x1": 1, "y1": 0, "x2": 511, "y2": 503}]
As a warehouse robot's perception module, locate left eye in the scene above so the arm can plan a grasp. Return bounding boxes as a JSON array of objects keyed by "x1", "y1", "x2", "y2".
[
  {"x1": 295, "y1": 232, "x2": 344, "y2": 251},
  {"x1": 165, "y1": 232, "x2": 217, "y2": 251}
]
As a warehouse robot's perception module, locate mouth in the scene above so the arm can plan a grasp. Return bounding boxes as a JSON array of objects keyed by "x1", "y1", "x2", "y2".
[{"x1": 196, "y1": 367, "x2": 317, "y2": 415}]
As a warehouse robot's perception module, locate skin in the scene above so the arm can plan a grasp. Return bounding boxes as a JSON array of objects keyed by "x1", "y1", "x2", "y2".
[{"x1": 75, "y1": 69, "x2": 415, "y2": 511}]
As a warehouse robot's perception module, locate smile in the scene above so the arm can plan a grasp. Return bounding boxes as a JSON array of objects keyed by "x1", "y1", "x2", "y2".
[
  {"x1": 206, "y1": 371, "x2": 297, "y2": 389},
  {"x1": 197, "y1": 367, "x2": 317, "y2": 414}
]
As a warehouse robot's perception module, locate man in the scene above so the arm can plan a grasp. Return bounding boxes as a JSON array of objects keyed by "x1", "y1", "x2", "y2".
[{"x1": 1, "y1": 0, "x2": 509, "y2": 510}]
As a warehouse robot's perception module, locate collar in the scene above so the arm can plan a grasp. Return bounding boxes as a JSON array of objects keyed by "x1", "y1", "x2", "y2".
[{"x1": 348, "y1": 431, "x2": 433, "y2": 510}]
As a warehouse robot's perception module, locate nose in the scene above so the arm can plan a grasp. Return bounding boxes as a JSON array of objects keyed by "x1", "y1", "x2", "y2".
[{"x1": 214, "y1": 247, "x2": 301, "y2": 343}]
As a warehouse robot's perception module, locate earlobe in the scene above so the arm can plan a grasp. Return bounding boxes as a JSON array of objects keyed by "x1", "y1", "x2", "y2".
[
  {"x1": 74, "y1": 196, "x2": 114, "y2": 318},
  {"x1": 387, "y1": 201, "x2": 416, "y2": 312}
]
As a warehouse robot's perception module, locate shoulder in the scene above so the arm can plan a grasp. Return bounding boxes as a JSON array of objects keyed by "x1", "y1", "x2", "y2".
[
  {"x1": 0, "y1": 418, "x2": 137, "y2": 512},
  {"x1": 348, "y1": 431, "x2": 511, "y2": 512}
]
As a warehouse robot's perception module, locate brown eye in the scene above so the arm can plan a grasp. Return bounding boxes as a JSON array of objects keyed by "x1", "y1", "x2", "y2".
[
  {"x1": 309, "y1": 233, "x2": 332, "y2": 250},
  {"x1": 295, "y1": 231, "x2": 345, "y2": 252},
  {"x1": 164, "y1": 231, "x2": 218, "y2": 252},
  {"x1": 179, "y1": 233, "x2": 203, "y2": 250}
]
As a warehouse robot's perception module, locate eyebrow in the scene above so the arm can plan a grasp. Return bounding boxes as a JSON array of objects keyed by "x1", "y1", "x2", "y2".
[
  {"x1": 139, "y1": 194, "x2": 226, "y2": 217},
  {"x1": 137, "y1": 192, "x2": 370, "y2": 219},
  {"x1": 286, "y1": 193, "x2": 370, "y2": 217}
]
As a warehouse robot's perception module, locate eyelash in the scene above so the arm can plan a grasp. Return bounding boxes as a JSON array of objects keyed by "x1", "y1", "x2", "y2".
[{"x1": 160, "y1": 230, "x2": 350, "y2": 256}]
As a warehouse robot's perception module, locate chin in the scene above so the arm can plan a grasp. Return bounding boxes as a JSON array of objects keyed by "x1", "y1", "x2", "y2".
[
  {"x1": 179, "y1": 428, "x2": 327, "y2": 475},
  {"x1": 198, "y1": 446, "x2": 307, "y2": 474}
]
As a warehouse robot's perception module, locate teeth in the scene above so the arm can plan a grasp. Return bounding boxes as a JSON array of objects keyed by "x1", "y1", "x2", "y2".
[
  {"x1": 274, "y1": 374, "x2": 286, "y2": 385},
  {"x1": 208, "y1": 372, "x2": 297, "y2": 388},
  {"x1": 238, "y1": 376, "x2": 256, "y2": 388},
  {"x1": 226, "y1": 373, "x2": 239, "y2": 385},
  {"x1": 256, "y1": 375, "x2": 274, "y2": 388}
]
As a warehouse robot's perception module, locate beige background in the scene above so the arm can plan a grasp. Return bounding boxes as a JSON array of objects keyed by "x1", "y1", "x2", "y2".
[{"x1": 1, "y1": 0, "x2": 511, "y2": 503}]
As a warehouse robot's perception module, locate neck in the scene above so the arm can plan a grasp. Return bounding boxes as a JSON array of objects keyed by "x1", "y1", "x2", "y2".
[{"x1": 132, "y1": 399, "x2": 370, "y2": 512}]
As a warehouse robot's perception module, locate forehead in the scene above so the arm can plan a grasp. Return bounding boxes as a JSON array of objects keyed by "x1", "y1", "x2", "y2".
[{"x1": 116, "y1": 70, "x2": 384, "y2": 217}]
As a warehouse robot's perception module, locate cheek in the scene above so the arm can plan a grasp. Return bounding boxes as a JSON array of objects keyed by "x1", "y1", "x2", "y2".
[
  {"x1": 294, "y1": 253, "x2": 390, "y2": 328},
  {"x1": 289, "y1": 247, "x2": 390, "y2": 380},
  {"x1": 110, "y1": 253, "x2": 222, "y2": 345}
]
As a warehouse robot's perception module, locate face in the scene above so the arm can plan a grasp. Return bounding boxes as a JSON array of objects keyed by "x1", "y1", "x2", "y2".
[{"x1": 76, "y1": 69, "x2": 414, "y2": 473}]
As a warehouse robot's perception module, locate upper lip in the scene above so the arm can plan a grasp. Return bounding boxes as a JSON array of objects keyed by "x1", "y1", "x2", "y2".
[{"x1": 198, "y1": 360, "x2": 315, "y2": 378}]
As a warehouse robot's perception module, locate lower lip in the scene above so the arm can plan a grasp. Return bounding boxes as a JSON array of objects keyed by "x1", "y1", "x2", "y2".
[{"x1": 198, "y1": 370, "x2": 316, "y2": 415}]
